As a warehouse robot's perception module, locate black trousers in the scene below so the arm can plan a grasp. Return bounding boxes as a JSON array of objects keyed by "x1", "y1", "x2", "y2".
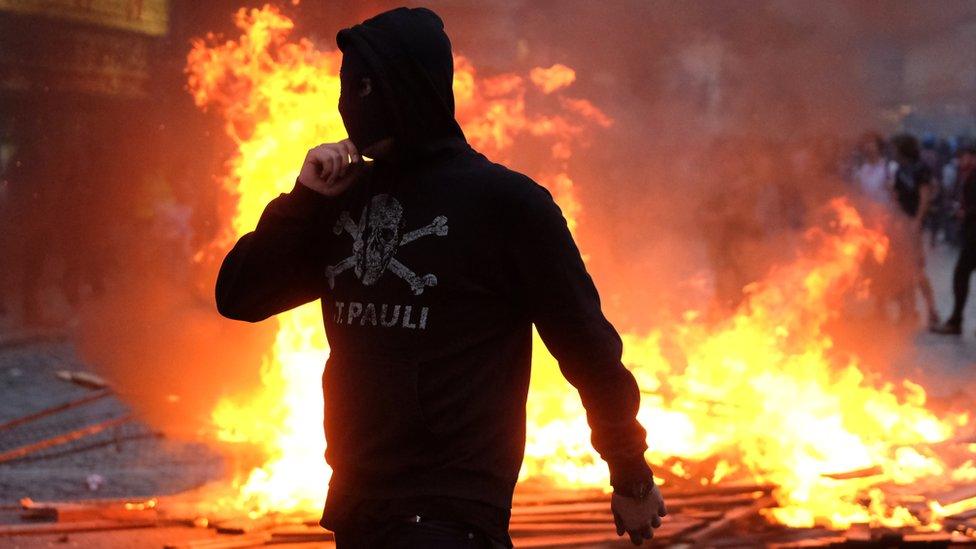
[
  {"x1": 950, "y1": 239, "x2": 976, "y2": 324},
  {"x1": 333, "y1": 517, "x2": 504, "y2": 549}
]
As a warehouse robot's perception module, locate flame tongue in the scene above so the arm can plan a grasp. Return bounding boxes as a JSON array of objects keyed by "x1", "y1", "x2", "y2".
[{"x1": 187, "y1": 4, "x2": 969, "y2": 528}]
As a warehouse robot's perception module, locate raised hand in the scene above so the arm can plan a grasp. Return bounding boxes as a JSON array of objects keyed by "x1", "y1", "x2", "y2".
[{"x1": 297, "y1": 139, "x2": 364, "y2": 197}]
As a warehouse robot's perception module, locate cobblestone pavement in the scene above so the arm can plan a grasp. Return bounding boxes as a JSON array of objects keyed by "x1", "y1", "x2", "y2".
[{"x1": 0, "y1": 339, "x2": 224, "y2": 507}]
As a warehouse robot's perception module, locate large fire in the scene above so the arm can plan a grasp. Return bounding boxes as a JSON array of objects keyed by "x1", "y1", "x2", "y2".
[{"x1": 186, "y1": 5, "x2": 970, "y2": 530}]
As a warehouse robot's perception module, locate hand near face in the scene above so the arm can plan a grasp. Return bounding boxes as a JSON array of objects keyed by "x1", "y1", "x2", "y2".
[{"x1": 298, "y1": 139, "x2": 363, "y2": 197}]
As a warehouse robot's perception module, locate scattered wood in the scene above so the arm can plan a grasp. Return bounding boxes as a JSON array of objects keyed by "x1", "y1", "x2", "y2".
[
  {"x1": 681, "y1": 494, "x2": 777, "y2": 542},
  {"x1": 55, "y1": 370, "x2": 110, "y2": 389},
  {"x1": 0, "y1": 414, "x2": 133, "y2": 464},
  {"x1": 0, "y1": 388, "x2": 112, "y2": 432},
  {"x1": 7, "y1": 479, "x2": 975, "y2": 547}
]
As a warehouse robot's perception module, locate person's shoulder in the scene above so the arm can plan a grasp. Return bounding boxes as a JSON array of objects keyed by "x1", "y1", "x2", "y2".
[{"x1": 452, "y1": 151, "x2": 549, "y2": 200}]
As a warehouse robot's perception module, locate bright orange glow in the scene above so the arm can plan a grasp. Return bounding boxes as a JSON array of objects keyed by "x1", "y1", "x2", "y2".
[
  {"x1": 529, "y1": 64, "x2": 576, "y2": 94},
  {"x1": 187, "y1": 4, "x2": 969, "y2": 529}
]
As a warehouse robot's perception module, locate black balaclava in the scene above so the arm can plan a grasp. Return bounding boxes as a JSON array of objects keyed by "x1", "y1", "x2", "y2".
[{"x1": 338, "y1": 48, "x2": 392, "y2": 153}]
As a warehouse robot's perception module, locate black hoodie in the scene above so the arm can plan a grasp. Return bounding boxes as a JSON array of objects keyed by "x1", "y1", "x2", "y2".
[{"x1": 215, "y1": 6, "x2": 653, "y2": 544}]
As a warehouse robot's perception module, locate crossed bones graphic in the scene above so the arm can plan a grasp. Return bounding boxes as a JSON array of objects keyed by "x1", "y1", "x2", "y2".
[{"x1": 325, "y1": 194, "x2": 448, "y2": 296}]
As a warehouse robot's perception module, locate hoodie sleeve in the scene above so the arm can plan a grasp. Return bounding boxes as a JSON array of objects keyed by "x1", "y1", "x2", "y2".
[
  {"x1": 215, "y1": 181, "x2": 329, "y2": 322},
  {"x1": 504, "y1": 178, "x2": 654, "y2": 492}
]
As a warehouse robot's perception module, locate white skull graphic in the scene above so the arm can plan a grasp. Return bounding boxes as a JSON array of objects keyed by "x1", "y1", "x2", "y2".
[{"x1": 326, "y1": 194, "x2": 448, "y2": 295}]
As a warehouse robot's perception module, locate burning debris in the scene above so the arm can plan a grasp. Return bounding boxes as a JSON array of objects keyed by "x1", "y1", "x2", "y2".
[
  {"x1": 170, "y1": 0, "x2": 974, "y2": 529},
  {"x1": 3, "y1": 483, "x2": 976, "y2": 546},
  {"x1": 3, "y1": 2, "x2": 976, "y2": 548},
  {"x1": 179, "y1": 2, "x2": 976, "y2": 538}
]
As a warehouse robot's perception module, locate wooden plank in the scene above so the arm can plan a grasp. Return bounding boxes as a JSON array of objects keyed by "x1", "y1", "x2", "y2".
[
  {"x1": 946, "y1": 507, "x2": 976, "y2": 522},
  {"x1": 682, "y1": 494, "x2": 776, "y2": 543},
  {"x1": 932, "y1": 485, "x2": 976, "y2": 507},
  {"x1": 902, "y1": 532, "x2": 953, "y2": 543},
  {"x1": 822, "y1": 465, "x2": 884, "y2": 480},
  {"x1": 511, "y1": 490, "x2": 763, "y2": 517},
  {"x1": 0, "y1": 389, "x2": 112, "y2": 432},
  {"x1": 0, "y1": 519, "x2": 156, "y2": 536},
  {"x1": 55, "y1": 370, "x2": 110, "y2": 389},
  {"x1": 512, "y1": 517, "x2": 701, "y2": 547},
  {"x1": 20, "y1": 500, "x2": 158, "y2": 523},
  {"x1": 0, "y1": 415, "x2": 132, "y2": 464},
  {"x1": 268, "y1": 524, "x2": 335, "y2": 543},
  {"x1": 512, "y1": 482, "x2": 774, "y2": 506},
  {"x1": 663, "y1": 483, "x2": 775, "y2": 499}
]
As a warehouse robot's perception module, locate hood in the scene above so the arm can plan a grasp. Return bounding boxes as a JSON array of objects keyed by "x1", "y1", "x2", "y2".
[{"x1": 336, "y1": 7, "x2": 467, "y2": 160}]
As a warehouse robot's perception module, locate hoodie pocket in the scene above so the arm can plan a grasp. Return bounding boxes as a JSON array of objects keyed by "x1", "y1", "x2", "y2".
[{"x1": 322, "y1": 353, "x2": 431, "y2": 476}]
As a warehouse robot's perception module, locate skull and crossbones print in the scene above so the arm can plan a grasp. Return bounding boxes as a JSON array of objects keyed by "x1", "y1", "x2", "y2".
[{"x1": 325, "y1": 194, "x2": 448, "y2": 295}]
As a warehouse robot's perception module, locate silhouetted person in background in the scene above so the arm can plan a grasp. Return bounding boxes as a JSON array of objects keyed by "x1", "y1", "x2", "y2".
[
  {"x1": 932, "y1": 145, "x2": 976, "y2": 335},
  {"x1": 215, "y1": 7, "x2": 665, "y2": 549},
  {"x1": 850, "y1": 132, "x2": 897, "y2": 319},
  {"x1": 890, "y1": 133, "x2": 939, "y2": 328},
  {"x1": 851, "y1": 133, "x2": 889, "y2": 206}
]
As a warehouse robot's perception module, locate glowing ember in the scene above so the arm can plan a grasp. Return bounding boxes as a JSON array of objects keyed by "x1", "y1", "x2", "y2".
[{"x1": 187, "y1": 4, "x2": 969, "y2": 529}]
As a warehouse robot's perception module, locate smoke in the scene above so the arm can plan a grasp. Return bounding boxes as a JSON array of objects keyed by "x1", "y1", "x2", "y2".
[
  {"x1": 75, "y1": 263, "x2": 275, "y2": 438},
  {"x1": 405, "y1": 0, "x2": 966, "y2": 363},
  {"x1": 61, "y1": 0, "x2": 973, "y2": 436}
]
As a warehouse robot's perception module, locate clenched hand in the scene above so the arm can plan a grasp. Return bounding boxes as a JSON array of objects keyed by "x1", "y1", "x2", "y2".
[{"x1": 298, "y1": 139, "x2": 363, "y2": 197}]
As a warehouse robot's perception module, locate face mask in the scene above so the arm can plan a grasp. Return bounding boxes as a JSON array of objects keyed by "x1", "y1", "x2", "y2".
[{"x1": 338, "y1": 51, "x2": 392, "y2": 152}]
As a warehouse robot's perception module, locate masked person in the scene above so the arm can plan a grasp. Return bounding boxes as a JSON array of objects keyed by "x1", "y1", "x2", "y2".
[{"x1": 215, "y1": 7, "x2": 664, "y2": 549}]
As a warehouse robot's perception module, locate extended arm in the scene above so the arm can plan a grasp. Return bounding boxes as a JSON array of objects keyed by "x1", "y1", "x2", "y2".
[{"x1": 505, "y1": 180, "x2": 653, "y2": 491}]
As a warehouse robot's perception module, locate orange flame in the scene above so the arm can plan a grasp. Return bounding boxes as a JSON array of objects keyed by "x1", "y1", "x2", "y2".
[{"x1": 187, "y1": 5, "x2": 969, "y2": 529}]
